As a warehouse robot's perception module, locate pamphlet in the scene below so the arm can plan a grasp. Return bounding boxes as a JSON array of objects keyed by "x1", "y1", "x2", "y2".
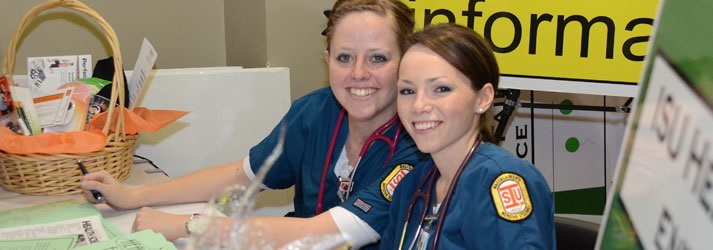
[
  {"x1": 7, "y1": 85, "x2": 41, "y2": 135},
  {"x1": 0, "y1": 200, "x2": 174, "y2": 250},
  {"x1": 27, "y1": 55, "x2": 92, "y2": 95},
  {"x1": 0, "y1": 236, "x2": 76, "y2": 250},
  {"x1": 86, "y1": 94, "x2": 112, "y2": 124},
  {"x1": 0, "y1": 200, "x2": 122, "y2": 239},
  {"x1": 128, "y1": 38, "x2": 157, "y2": 107},
  {"x1": 0, "y1": 215, "x2": 109, "y2": 247},
  {"x1": 0, "y1": 76, "x2": 13, "y2": 117},
  {"x1": 75, "y1": 230, "x2": 176, "y2": 250},
  {"x1": 33, "y1": 88, "x2": 74, "y2": 127},
  {"x1": 0, "y1": 76, "x2": 20, "y2": 133}
]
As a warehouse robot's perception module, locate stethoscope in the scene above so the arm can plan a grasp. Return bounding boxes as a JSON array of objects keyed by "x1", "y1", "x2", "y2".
[
  {"x1": 398, "y1": 135, "x2": 482, "y2": 250},
  {"x1": 315, "y1": 108, "x2": 402, "y2": 214}
]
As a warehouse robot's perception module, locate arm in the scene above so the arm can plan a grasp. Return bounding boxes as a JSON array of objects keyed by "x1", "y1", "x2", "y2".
[
  {"x1": 184, "y1": 208, "x2": 372, "y2": 248},
  {"x1": 239, "y1": 209, "x2": 375, "y2": 248},
  {"x1": 81, "y1": 159, "x2": 251, "y2": 210},
  {"x1": 246, "y1": 212, "x2": 342, "y2": 248},
  {"x1": 80, "y1": 159, "x2": 253, "y2": 241},
  {"x1": 461, "y1": 153, "x2": 555, "y2": 249}
]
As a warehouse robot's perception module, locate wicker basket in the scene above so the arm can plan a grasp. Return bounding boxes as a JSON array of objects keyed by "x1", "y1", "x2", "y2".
[{"x1": 0, "y1": 0, "x2": 136, "y2": 196}]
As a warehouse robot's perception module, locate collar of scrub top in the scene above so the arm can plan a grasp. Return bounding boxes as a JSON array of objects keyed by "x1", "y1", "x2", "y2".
[
  {"x1": 399, "y1": 136, "x2": 481, "y2": 250},
  {"x1": 315, "y1": 108, "x2": 402, "y2": 214}
]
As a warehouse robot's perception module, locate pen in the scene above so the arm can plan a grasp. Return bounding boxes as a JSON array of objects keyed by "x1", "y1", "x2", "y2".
[{"x1": 77, "y1": 160, "x2": 104, "y2": 203}]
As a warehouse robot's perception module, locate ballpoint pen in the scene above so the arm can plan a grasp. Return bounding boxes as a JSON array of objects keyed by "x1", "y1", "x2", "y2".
[{"x1": 77, "y1": 159, "x2": 104, "y2": 203}]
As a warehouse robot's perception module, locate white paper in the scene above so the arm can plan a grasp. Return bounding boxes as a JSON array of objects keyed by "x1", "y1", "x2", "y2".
[
  {"x1": 128, "y1": 38, "x2": 158, "y2": 107},
  {"x1": 620, "y1": 55, "x2": 713, "y2": 249},
  {"x1": 26, "y1": 55, "x2": 92, "y2": 95},
  {"x1": 8, "y1": 86, "x2": 41, "y2": 135},
  {"x1": 33, "y1": 88, "x2": 74, "y2": 127},
  {"x1": 0, "y1": 215, "x2": 109, "y2": 247}
]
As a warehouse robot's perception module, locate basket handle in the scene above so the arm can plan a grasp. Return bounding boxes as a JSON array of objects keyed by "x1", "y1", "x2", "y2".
[{"x1": 2, "y1": 0, "x2": 126, "y2": 139}]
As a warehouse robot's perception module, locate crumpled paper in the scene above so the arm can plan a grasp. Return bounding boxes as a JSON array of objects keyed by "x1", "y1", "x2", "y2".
[
  {"x1": 0, "y1": 107, "x2": 188, "y2": 155},
  {"x1": 0, "y1": 127, "x2": 106, "y2": 154},
  {"x1": 86, "y1": 107, "x2": 189, "y2": 134}
]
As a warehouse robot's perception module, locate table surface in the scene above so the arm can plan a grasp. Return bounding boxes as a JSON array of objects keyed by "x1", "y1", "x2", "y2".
[
  {"x1": 0, "y1": 160, "x2": 205, "y2": 248},
  {"x1": 0, "y1": 158, "x2": 296, "y2": 248}
]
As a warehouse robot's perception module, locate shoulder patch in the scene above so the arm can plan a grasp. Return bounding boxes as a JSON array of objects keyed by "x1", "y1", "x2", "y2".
[
  {"x1": 490, "y1": 172, "x2": 533, "y2": 221},
  {"x1": 380, "y1": 163, "x2": 414, "y2": 201}
]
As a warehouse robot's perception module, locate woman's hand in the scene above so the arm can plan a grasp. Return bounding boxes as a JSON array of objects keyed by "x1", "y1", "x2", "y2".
[
  {"x1": 132, "y1": 207, "x2": 190, "y2": 241},
  {"x1": 80, "y1": 170, "x2": 137, "y2": 210}
]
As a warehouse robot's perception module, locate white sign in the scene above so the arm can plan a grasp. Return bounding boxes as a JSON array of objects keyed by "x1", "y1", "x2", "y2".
[{"x1": 620, "y1": 55, "x2": 713, "y2": 249}]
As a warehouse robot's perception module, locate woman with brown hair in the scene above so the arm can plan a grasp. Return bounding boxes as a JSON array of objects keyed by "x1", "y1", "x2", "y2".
[{"x1": 380, "y1": 23, "x2": 556, "y2": 249}]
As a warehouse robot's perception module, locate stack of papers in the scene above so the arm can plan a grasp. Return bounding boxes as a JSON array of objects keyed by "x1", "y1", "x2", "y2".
[
  {"x1": 0, "y1": 215, "x2": 108, "y2": 247},
  {"x1": 0, "y1": 200, "x2": 175, "y2": 250}
]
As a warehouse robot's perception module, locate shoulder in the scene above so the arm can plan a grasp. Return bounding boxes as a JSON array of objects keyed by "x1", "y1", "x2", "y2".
[
  {"x1": 461, "y1": 143, "x2": 551, "y2": 200},
  {"x1": 461, "y1": 143, "x2": 552, "y2": 223},
  {"x1": 284, "y1": 87, "x2": 341, "y2": 125},
  {"x1": 469, "y1": 143, "x2": 542, "y2": 178},
  {"x1": 291, "y1": 86, "x2": 338, "y2": 109}
]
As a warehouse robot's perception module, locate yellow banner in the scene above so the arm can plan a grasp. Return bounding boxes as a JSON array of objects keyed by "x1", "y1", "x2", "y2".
[{"x1": 403, "y1": 0, "x2": 659, "y2": 83}]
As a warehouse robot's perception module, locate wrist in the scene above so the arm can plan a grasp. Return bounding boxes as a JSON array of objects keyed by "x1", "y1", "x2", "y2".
[
  {"x1": 131, "y1": 186, "x2": 152, "y2": 208},
  {"x1": 185, "y1": 213, "x2": 202, "y2": 235}
]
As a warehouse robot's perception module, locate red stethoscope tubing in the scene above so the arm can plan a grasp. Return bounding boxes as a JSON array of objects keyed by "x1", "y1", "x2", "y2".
[
  {"x1": 315, "y1": 108, "x2": 401, "y2": 214},
  {"x1": 399, "y1": 136, "x2": 481, "y2": 250}
]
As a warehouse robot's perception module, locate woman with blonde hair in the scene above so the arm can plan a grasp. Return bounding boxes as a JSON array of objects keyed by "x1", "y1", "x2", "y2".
[{"x1": 83, "y1": 0, "x2": 424, "y2": 248}]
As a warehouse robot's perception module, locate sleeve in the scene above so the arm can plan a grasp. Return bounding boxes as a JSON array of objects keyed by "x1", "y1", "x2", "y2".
[
  {"x1": 328, "y1": 207, "x2": 380, "y2": 248},
  {"x1": 248, "y1": 91, "x2": 331, "y2": 189},
  {"x1": 241, "y1": 155, "x2": 270, "y2": 190},
  {"x1": 337, "y1": 163, "x2": 403, "y2": 236},
  {"x1": 338, "y1": 136, "x2": 423, "y2": 236},
  {"x1": 248, "y1": 105, "x2": 304, "y2": 189},
  {"x1": 461, "y1": 155, "x2": 555, "y2": 249}
]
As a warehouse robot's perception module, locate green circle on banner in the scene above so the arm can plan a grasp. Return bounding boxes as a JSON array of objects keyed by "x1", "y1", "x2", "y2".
[
  {"x1": 565, "y1": 137, "x2": 580, "y2": 152},
  {"x1": 560, "y1": 99, "x2": 573, "y2": 115}
]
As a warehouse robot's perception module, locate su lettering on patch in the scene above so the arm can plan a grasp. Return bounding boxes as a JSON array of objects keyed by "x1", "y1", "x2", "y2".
[
  {"x1": 380, "y1": 163, "x2": 414, "y2": 201},
  {"x1": 490, "y1": 172, "x2": 533, "y2": 221}
]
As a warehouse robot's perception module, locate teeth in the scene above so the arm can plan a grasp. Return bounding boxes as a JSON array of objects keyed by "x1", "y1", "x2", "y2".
[
  {"x1": 414, "y1": 121, "x2": 438, "y2": 130},
  {"x1": 350, "y1": 88, "x2": 376, "y2": 97}
]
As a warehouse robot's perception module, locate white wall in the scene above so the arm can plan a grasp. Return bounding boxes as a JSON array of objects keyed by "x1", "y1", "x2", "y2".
[
  {"x1": 132, "y1": 67, "x2": 291, "y2": 178},
  {"x1": 265, "y1": 0, "x2": 335, "y2": 99}
]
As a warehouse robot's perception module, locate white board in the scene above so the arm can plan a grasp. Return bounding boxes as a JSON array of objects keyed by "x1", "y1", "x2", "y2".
[{"x1": 131, "y1": 67, "x2": 291, "y2": 178}]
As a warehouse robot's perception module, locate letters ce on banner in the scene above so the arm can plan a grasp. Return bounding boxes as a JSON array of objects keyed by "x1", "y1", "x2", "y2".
[{"x1": 403, "y1": 0, "x2": 659, "y2": 84}]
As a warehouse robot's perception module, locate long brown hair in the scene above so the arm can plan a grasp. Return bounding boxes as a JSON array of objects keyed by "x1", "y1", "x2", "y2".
[{"x1": 407, "y1": 23, "x2": 500, "y2": 142}]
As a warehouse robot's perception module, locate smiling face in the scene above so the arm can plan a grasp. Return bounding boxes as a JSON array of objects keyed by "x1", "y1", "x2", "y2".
[
  {"x1": 397, "y1": 44, "x2": 493, "y2": 157},
  {"x1": 325, "y1": 11, "x2": 401, "y2": 124}
]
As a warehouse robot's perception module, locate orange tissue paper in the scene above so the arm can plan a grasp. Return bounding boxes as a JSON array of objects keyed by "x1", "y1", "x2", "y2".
[
  {"x1": 0, "y1": 107, "x2": 188, "y2": 155},
  {"x1": 86, "y1": 107, "x2": 189, "y2": 134},
  {"x1": 0, "y1": 127, "x2": 106, "y2": 154}
]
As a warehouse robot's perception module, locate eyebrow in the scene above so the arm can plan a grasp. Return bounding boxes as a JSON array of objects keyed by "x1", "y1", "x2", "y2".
[
  {"x1": 425, "y1": 76, "x2": 449, "y2": 84},
  {"x1": 398, "y1": 76, "x2": 447, "y2": 84}
]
